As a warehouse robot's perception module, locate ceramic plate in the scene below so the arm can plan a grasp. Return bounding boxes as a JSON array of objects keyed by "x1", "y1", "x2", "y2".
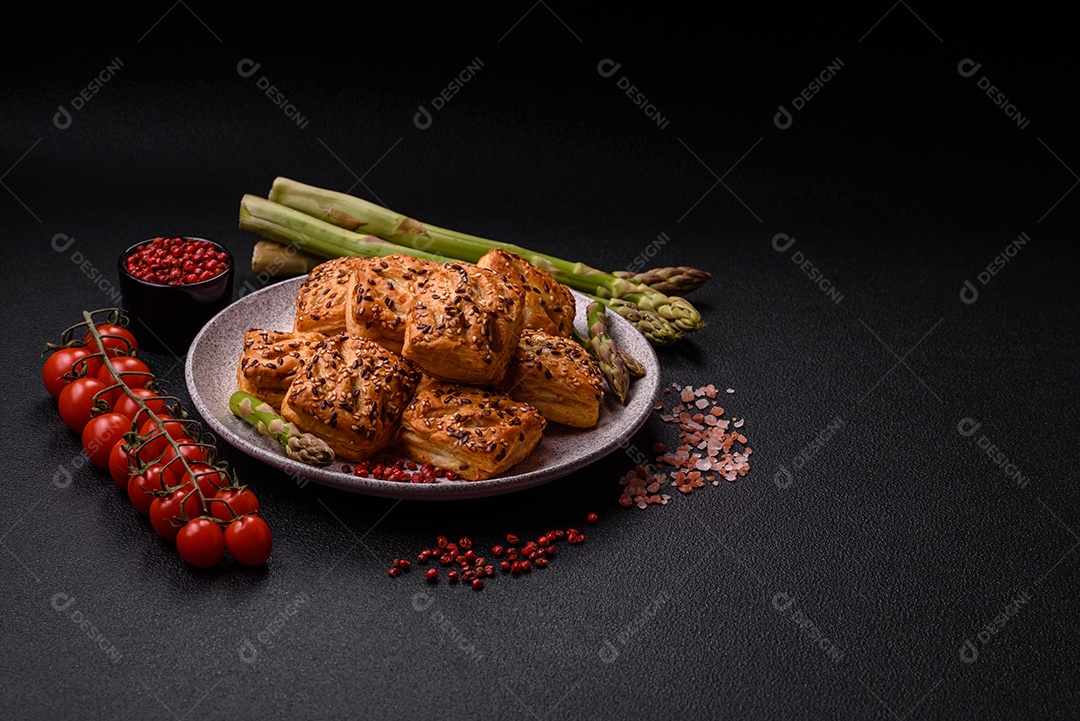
[{"x1": 185, "y1": 276, "x2": 661, "y2": 499}]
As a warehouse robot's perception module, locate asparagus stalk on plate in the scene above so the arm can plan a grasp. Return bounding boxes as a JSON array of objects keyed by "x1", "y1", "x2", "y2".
[
  {"x1": 589, "y1": 295, "x2": 683, "y2": 346},
  {"x1": 618, "y1": 348, "x2": 646, "y2": 378},
  {"x1": 265, "y1": 177, "x2": 705, "y2": 332},
  {"x1": 576, "y1": 302, "x2": 631, "y2": 405},
  {"x1": 229, "y1": 391, "x2": 335, "y2": 466},
  {"x1": 240, "y1": 196, "x2": 692, "y2": 345}
]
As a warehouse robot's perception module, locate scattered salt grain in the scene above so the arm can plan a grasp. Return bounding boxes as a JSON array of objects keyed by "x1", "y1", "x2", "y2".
[{"x1": 619, "y1": 381, "x2": 753, "y2": 509}]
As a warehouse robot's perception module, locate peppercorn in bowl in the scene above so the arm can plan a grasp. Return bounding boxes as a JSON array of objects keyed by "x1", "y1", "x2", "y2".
[{"x1": 118, "y1": 236, "x2": 235, "y2": 353}]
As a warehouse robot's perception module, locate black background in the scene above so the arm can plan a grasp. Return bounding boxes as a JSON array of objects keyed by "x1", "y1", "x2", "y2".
[{"x1": 3, "y1": 5, "x2": 1077, "y2": 719}]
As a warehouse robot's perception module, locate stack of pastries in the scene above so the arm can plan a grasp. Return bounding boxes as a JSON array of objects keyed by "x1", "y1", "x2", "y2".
[{"x1": 235, "y1": 249, "x2": 607, "y2": 480}]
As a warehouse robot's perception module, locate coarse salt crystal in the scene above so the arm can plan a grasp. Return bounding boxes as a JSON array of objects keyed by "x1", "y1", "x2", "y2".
[{"x1": 618, "y1": 379, "x2": 752, "y2": 509}]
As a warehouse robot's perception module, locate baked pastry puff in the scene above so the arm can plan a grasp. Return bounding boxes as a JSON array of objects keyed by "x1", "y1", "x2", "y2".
[
  {"x1": 294, "y1": 256, "x2": 362, "y2": 334},
  {"x1": 502, "y1": 330, "x2": 605, "y2": 428},
  {"x1": 344, "y1": 254, "x2": 445, "y2": 354},
  {"x1": 399, "y1": 381, "x2": 546, "y2": 481},
  {"x1": 402, "y1": 262, "x2": 524, "y2": 385},
  {"x1": 280, "y1": 334, "x2": 421, "y2": 461},
  {"x1": 476, "y1": 248, "x2": 575, "y2": 337},
  {"x1": 236, "y1": 329, "x2": 327, "y2": 409}
]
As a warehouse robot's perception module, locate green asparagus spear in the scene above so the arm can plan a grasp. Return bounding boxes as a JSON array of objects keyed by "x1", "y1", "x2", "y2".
[
  {"x1": 581, "y1": 302, "x2": 631, "y2": 405},
  {"x1": 618, "y1": 349, "x2": 646, "y2": 378},
  {"x1": 591, "y1": 296, "x2": 682, "y2": 346},
  {"x1": 265, "y1": 177, "x2": 705, "y2": 332},
  {"x1": 229, "y1": 391, "x2": 335, "y2": 466},
  {"x1": 612, "y1": 267, "x2": 712, "y2": 296}
]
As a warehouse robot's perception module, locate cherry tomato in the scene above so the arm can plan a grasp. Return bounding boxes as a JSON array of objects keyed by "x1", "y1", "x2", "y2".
[
  {"x1": 84, "y1": 324, "x2": 138, "y2": 357},
  {"x1": 108, "y1": 440, "x2": 137, "y2": 488},
  {"x1": 58, "y1": 377, "x2": 109, "y2": 433},
  {"x1": 81, "y1": 413, "x2": 130, "y2": 469},
  {"x1": 211, "y1": 488, "x2": 260, "y2": 523},
  {"x1": 224, "y1": 515, "x2": 272, "y2": 566},
  {"x1": 127, "y1": 464, "x2": 167, "y2": 515},
  {"x1": 176, "y1": 519, "x2": 225, "y2": 568},
  {"x1": 42, "y1": 346, "x2": 101, "y2": 399},
  {"x1": 112, "y1": 388, "x2": 169, "y2": 423},
  {"x1": 135, "y1": 416, "x2": 189, "y2": 463},
  {"x1": 159, "y1": 441, "x2": 212, "y2": 486},
  {"x1": 96, "y1": 357, "x2": 153, "y2": 406},
  {"x1": 174, "y1": 463, "x2": 230, "y2": 507},
  {"x1": 149, "y1": 486, "x2": 202, "y2": 540}
]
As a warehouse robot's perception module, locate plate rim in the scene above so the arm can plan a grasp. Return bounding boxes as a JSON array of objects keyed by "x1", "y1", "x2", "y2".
[{"x1": 184, "y1": 275, "x2": 661, "y2": 500}]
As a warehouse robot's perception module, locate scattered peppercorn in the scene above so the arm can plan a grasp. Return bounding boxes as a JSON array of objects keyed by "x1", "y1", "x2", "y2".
[
  {"x1": 389, "y1": 531, "x2": 586, "y2": 589},
  {"x1": 350, "y1": 459, "x2": 459, "y2": 483}
]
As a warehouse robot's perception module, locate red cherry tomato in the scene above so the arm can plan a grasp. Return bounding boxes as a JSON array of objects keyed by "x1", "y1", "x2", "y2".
[
  {"x1": 176, "y1": 519, "x2": 225, "y2": 568},
  {"x1": 225, "y1": 515, "x2": 272, "y2": 566},
  {"x1": 81, "y1": 413, "x2": 130, "y2": 469},
  {"x1": 108, "y1": 440, "x2": 137, "y2": 488},
  {"x1": 42, "y1": 346, "x2": 101, "y2": 399},
  {"x1": 127, "y1": 464, "x2": 167, "y2": 515},
  {"x1": 112, "y1": 388, "x2": 169, "y2": 423},
  {"x1": 176, "y1": 463, "x2": 231, "y2": 504},
  {"x1": 211, "y1": 488, "x2": 260, "y2": 523},
  {"x1": 134, "y1": 415, "x2": 189, "y2": 463},
  {"x1": 159, "y1": 441, "x2": 212, "y2": 486},
  {"x1": 149, "y1": 486, "x2": 202, "y2": 540},
  {"x1": 83, "y1": 324, "x2": 138, "y2": 357},
  {"x1": 58, "y1": 377, "x2": 109, "y2": 433},
  {"x1": 96, "y1": 357, "x2": 153, "y2": 406}
]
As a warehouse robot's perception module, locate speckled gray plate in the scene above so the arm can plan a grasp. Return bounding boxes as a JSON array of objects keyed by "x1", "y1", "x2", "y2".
[{"x1": 184, "y1": 276, "x2": 660, "y2": 500}]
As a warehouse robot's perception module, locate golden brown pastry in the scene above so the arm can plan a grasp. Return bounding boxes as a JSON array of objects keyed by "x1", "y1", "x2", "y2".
[
  {"x1": 280, "y1": 334, "x2": 421, "y2": 461},
  {"x1": 399, "y1": 381, "x2": 546, "y2": 480},
  {"x1": 503, "y1": 330, "x2": 604, "y2": 428},
  {"x1": 402, "y1": 262, "x2": 524, "y2": 385},
  {"x1": 477, "y1": 248, "x2": 575, "y2": 337},
  {"x1": 294, "y1": 257, "x2": 362, "y2": 334},
  {"x1": 235, "y1": 329, "x2": 327, "y2": 408},
  {"x1": 344, "y1": 255, "x2": 446, "y2": 354}
]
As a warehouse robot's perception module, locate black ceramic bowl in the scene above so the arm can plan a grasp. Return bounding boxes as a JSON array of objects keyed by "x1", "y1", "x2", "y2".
[{"x1": 117, "y1": 237, "x2": 235, "y2": 354}]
